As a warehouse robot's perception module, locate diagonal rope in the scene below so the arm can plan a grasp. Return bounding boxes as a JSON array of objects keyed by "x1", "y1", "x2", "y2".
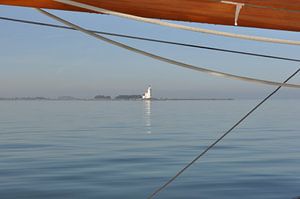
[
  {"x1": 34, "y1": 8, "x2": 300, "y2": 198},
  {"x1": 54, "y1": 0, "x2": 300, "y2": 46},
  {"x1": 35, "y1": 8, "x2": 300, "y2": 89},
  {"x1": 1, "y1": 16, "x2": 300, "y2": 62},
  {"x1": 148, "y1": 68, "x2": 300, "y2": 198}
]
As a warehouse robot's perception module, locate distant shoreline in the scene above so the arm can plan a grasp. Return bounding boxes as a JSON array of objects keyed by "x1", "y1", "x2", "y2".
[
  {"x1": 153, "y1": 98, "x2": 234, "y2": 101},
  {"x1": 0, "y1": 97, "x2": 234, "y2": 101}
]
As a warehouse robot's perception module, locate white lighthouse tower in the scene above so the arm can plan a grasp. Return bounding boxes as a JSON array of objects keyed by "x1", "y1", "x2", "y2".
[{"x1": 142, "y1": 86, "x2": 152, "y2": 100}]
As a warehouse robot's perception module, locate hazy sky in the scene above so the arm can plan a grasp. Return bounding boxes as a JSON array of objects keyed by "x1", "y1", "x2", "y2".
[{"x1": 1, "y1": 5, "x2": 300, "y2": 99}]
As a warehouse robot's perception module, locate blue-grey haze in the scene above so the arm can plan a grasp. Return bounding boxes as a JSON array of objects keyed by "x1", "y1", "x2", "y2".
[{"x1": 0, "y1": 6, "x2": 300, "y2": 98}]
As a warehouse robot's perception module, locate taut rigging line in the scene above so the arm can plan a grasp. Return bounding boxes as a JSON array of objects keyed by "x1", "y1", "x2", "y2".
[
  {"x1": 1, "y1": 16, "x2": 299, "y2": 63},
  {"x1": 35, "y1": 9, "x2": 300, "y2": 89},
  {"x1": 148, "y1": 68, "x2": 300, "y2": 198},
  {"x1": 55, "y1": 0, "x2": 300, "y2": 46},
  {"x1": 33, "y1": 8, "x2": 300, "y2": 199}
]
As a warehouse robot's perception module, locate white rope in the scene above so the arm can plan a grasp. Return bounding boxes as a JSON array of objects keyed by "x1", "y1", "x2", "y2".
[
  {"x1": 221, "y1": 1, "x2": 244, "y2": 26},
  {"x1": 54, "y1": 0, "x2": 300, "y2": 46},
  {"x1": 36, "y1": 8, "x2": 300, "y2": 89}
]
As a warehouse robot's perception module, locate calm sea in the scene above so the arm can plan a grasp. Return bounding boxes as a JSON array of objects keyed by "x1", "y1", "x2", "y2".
[{"x1": 0, "y1": 100, "x2": 299, "y2": 199}]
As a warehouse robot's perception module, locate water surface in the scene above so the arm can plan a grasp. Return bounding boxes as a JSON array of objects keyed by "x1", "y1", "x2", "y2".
[{"x1": 0, "y1": 100, "x2": 299, "y2": 199}]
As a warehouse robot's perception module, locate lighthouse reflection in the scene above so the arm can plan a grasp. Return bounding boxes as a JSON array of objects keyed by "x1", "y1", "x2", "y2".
[{"x1": 143, "y1": 100, "x2": 152, "y2": 134}]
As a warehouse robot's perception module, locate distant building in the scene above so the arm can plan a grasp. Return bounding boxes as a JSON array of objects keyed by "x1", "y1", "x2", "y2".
[{"x1": 142, "y1": 86, "x2": 152, "y2": 100}]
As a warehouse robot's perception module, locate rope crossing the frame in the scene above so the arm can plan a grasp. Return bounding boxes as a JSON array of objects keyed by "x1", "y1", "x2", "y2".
[
  {"x1": 36, "y1": 8, "x2": 300, "y2": 89},
  {"x1": 1, "y1": 16, "x2": 300, "y2": 62},
  {"x1": 55, "y1": 0, "x2": 300, "y2": 46},
  {"x1": 147, "y1": 68, "x2": 300, "y2": 198},
  {"x1": 35, "y1": 7, "x2": 300, "y2": 199}
]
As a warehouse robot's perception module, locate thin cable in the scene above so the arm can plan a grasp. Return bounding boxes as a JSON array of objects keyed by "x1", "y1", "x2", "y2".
[
  {"x1": 34, "y1": 9, "x2": 300, "y2": 195},
  {"x1": 148, "y1": 68, "x2": 300, "y2": 199},
  {"x1": 54, "y1": 0, "x2": 300, "y2": 46},
  {"x1": 1, "y1": 16, "x2": 300, "y2": 62},
  {"x1": 36, "y1": 8, "x2": 300, "y2": 89}
]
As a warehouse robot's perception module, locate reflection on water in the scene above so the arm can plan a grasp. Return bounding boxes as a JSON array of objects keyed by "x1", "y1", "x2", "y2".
[
  {"x1": 0, "y1": 100, "x2": 300, "y2": 199},
  {"x1": 143, "y1": 100, "x2": 151, "y2": 134}
]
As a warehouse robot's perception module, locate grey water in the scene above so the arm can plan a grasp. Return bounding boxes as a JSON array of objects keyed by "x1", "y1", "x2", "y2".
[{"x1": 0, "y1": 100, "x2": 299, "y2": 199}]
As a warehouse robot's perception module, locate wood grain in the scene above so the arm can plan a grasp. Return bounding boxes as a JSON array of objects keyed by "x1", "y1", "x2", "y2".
[{"x1": 1, "y1": 0, "x2": 300, "y2": 31}]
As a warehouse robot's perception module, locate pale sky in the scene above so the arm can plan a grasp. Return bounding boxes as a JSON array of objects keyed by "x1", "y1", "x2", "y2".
[{"x1": 1, "y1": 5, "x2": 300, "y2": 99}]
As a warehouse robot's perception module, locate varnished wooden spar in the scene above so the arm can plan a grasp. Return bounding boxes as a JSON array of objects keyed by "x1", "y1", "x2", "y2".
[{"x1": 1, "y1": 0, "x2": 300, "y2": 31}]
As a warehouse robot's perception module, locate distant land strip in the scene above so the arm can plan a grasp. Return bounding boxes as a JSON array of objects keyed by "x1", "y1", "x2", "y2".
[{"x1": 0, "y1": 97, "x2": 234, "y2": 101}]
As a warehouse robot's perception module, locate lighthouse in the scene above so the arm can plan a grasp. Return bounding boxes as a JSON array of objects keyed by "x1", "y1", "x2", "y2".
[{"x1": 142, "y1": 86, "x2": 152, "y2": 100}]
